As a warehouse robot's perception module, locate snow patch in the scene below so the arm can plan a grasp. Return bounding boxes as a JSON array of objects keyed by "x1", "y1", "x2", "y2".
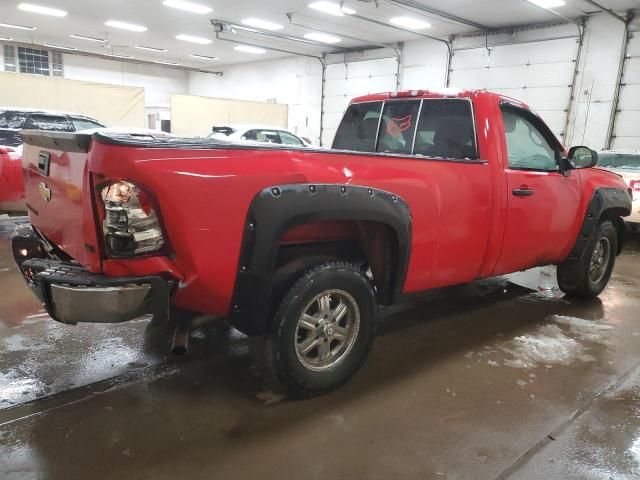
[
  {"x1": 500, "y1": 316, "x2": 615, "y2": 369},
  {"x1": 502, "y1": 324, "x2": 586, "y2": 368}
]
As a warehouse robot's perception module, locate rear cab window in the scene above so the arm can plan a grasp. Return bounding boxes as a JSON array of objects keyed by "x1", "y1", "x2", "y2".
[
  {"x1": 332, "y1": 102, "x2": 382, "y2": 152},
  {"x1": 332, "y1": 98, "x2": 478, "y2": 160},
  {"x1": 377, "y1": 101, "x2": 421, "y2": 155}
]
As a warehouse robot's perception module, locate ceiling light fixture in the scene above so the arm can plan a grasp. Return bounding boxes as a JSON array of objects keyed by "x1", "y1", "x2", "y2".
[
  {"x1": 308, "y1": 1, "x2": 356, "y2": 16},
  {"x1": 44, "y1": 43, "x2": 77, "y2": 50},
  {"x1": 162, "y1": 0, "x2": 212, "y2": 14},
  {"x1": 70, "y1": 34, "x2": 106, "y2": 43},
  {"x1": 241, "y1": 18, "x2": 284, "y2": 31},
  {"x1": 136, "y1": 45, "x2": 168, "y2": 52},
  {"x1": 234, "y1": 45, "x2": 266, "y2": 54},
  {"x1": 189, "y1": 53, "x2": 219, "y2": 60},
  {"x1": 0, "y1": 36, "x2": 14, "y2": 41},
  {"x1": 176, "y1": 34, "x2": 212, "y2": 44},
  {"x1": 17, "y1": 3, "x2": 68, "y2": 17},
  {"x1": 303, "y1": 32, "x2": 341, "y2": 43},
  {"x1": 526, "y1": 0, "x2": 565, "y2": 7},
  {"x1": 105, "y1": 20, "x2": 148, "y2": 32},
  {"x1": 389, "y1": 16, "x2": 431, "y2": 30},
  {"x1": 154, "y1": 60, "x2": 181, "y2": 66},
  {"x1": 105, "y1": 53, "x2": 133, "y2": 59},
  {"x1": 0, "y1": 22, "x2": 37, "y2": 31}
]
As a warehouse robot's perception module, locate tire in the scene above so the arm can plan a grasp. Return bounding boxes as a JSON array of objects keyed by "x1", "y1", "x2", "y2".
[
  {"x1": 265, "y1": 261, "x2": 377, "y2": 398},
  {"x1": 558, "y1": 220, "x2": 618, "y2": 299}
]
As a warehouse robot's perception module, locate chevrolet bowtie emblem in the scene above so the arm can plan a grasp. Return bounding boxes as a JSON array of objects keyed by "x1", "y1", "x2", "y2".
[{"x1": 39, "y1": 182, "x2": 51, "y2": 203}]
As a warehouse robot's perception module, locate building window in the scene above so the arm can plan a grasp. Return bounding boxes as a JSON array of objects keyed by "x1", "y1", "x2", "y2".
[
  {"x1": 3, "y1": 45, "x2": 17, "y2": 72},
  {"x1": 51, "y1": 51, "x2": 63, "y2": 77},
  {"x1": 1, "y1": 44, "x2": 63, "y2": 76},
  {"x1": 18, "y1": 47, "x2": 51, "y2": 76}
]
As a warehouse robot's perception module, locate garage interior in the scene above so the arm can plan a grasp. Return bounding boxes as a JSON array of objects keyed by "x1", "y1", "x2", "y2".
[{"x1": 1, "y1": 0, "x2": 640, "y2": 479}]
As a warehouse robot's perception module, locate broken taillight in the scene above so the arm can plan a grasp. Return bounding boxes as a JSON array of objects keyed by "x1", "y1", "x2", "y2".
[{"x1": 99, "y1": 180, "x2": 165, "y2": 257}]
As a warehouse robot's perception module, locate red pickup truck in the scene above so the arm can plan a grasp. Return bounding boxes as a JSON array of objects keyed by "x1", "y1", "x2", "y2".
[{"x1": 12, "y1": 89, "x2": 631, "y2": 397}]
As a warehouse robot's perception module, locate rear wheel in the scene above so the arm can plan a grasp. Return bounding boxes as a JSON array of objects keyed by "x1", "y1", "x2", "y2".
[
  {"x1": 265, "y1": 262, "x2": 377, "y2": 398},
  {"x1": 558, "y1": 220, "x2": 618, "y2": 299}
]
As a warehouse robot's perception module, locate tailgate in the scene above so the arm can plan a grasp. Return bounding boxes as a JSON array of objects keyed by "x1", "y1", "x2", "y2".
[{"x1": 20, "y1": 130, "x2": 102, "y2": 271}]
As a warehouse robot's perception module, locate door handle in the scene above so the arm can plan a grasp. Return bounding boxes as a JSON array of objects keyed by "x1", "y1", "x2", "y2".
[{"x1": 513, "y1": 188, "x2": 535, "y2": 197}]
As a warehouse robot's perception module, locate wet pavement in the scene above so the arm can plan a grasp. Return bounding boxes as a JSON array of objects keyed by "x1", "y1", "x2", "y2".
[{"x1": 1, "y1": 214, "x2": 640, "y2": 479}]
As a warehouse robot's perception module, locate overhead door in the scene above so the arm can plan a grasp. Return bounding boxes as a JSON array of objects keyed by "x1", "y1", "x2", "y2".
[
  {"x1": 610, "y1": 30, "x2": 640, "y2": 150},
  {"x1": 321, "y1": 57, "x2": 398, "y2": 146},
  {"x1": 449, "y1": 37, "x2": 580, "y2": 141}
]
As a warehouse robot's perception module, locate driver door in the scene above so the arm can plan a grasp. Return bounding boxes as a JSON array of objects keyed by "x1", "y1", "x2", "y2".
[{"x1": 493, "y1": 104, "x2": 582, "y2": 275}]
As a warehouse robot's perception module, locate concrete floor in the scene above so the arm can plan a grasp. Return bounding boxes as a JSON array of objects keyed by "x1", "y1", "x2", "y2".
[{"x1": 1, "y1": 215, "x2": 640, "y2": 480}]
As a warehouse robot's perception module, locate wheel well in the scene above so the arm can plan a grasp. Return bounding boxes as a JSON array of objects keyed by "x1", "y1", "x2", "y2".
[{"x1": 273, "y1": 220, "x2": 400, "y2": 305}]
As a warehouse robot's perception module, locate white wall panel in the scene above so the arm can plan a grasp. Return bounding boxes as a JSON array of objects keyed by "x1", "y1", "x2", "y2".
[
  {"x1": 611, "y1": 34, "x2": 640, "y2": 150},
  {"x1": 63, "y1": 54, "x2": 189, "y2": 109},
  {"x1": 321, "y1": 57, "x2": 398, "y2": 146},
  {"x1": 189, "y1": 57, "x2": 322, "y2": 144},
  {"x1": 450, "y1": 37, "x2": 579, "y2": 140}
]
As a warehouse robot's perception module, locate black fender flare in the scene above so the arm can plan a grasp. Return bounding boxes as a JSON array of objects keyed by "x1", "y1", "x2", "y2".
[
  {"x1": 229, "y1": 184, "x2": 412, "y2": 336},
  {"x1": 566, "y1": 187, "x2": 631, "y2": 261}
]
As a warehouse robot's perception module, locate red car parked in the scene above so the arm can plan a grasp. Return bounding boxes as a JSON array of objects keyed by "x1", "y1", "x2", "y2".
[
  {"x1": 0, "y1": 108, "x2": 105, "y2": 213},
  {"x1": 0, "y1": 146, "x2": 25, "y2": 213},
  {"x1": 12, "y1": 90, "x2": 632, "y2": 396}
]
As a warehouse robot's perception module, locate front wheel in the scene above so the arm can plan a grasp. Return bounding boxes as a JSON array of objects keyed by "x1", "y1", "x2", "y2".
[
  {"x1": 558, "y1": 220, "x2": 618, "y2": 299},
  {"x1": 265, "y1": 262, "x2": 377, "y2": 398}
]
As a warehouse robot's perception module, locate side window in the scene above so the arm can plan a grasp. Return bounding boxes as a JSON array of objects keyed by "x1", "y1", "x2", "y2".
[
  {"x1": 243, "y1": 129, "x2": 280, "y2": 144},
  {"x1": 0, "y1": 111, "x2": 27, "y2": 129},
  {"x1": 278, "y1": 131, "x2": 304, "y2": 146},
  {"x1": 414, "y1": 100, "x2": 477, "y2": 159},
  {"x1": 501, "y1": 107, "x2": 559, "y2": 171},
  {"x1": 72, "y1": 118, "x2": 104, "y2": 131},
  {"x1": 23, "y1": 115, "x2": 74, "y2": 132},
  {"x1": 376, "y1": 100, "x2": 421, "y2": 154},
  {"x1": 332, "y1": 101, "x2": 382, "y2": 152}
]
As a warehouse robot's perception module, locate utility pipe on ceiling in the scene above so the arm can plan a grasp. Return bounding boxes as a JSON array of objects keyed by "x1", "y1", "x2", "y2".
[
  {"x1": 385, "y1": 0, "x2": 491, "y2": 31},
  {"x1": 211, "y1": 19, "x2": 344, "y2": 50},
  {"x1": 213, "y1": 31, "x2": 324, "y2": 61}
]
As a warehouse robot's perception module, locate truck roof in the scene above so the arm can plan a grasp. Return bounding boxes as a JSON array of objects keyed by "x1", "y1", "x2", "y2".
[
  {"x1": 0, "y1": 106, "x2": 80, "y2": 116},
  {"x1": 350, "y1": 89, "x2": 521, "y2": 106}
]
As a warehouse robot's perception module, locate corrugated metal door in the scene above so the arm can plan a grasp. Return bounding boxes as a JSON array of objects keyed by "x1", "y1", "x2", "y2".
[
  {"x1": 449, "y1": 37, "x2": 580, "y2": 141},
  {"x1": 610, "y1": 30, "x2": 640, "y2": 150},
  {"x1": 321, "y1": 57, "x2": 398, "y2": 146}
]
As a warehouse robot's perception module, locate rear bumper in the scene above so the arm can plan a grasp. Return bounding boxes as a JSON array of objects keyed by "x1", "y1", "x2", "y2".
[{"x1": 12, "y1": 228, "x2": 171, "y2": 324}]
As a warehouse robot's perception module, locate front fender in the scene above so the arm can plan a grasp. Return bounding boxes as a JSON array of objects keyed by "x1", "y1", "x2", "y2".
[{"x1": 566, "y1": 187, "x2": 631, "y2": 261}]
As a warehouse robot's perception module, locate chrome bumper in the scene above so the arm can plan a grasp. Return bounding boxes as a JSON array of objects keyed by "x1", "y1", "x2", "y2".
[{"x1": 12, "y1": 229, "x2": 170, "y2": 324}]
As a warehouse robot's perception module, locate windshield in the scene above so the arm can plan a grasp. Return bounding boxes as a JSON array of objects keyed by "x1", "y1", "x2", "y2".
[
  {"x1": 0, "y1": 111, "x2": 28, "y2": 129},
  {"x1": 598, "y1": 153, "x2": 640, "y2": 170}
]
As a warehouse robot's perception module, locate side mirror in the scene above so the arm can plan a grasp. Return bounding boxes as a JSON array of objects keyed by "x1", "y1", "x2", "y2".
[{"x1": 567, "y1": 146, "x2": 598, "y2": 169}]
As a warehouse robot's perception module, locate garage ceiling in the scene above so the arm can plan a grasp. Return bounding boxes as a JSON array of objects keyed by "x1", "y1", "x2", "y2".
[{"x1": 0, "y1": 0, "x2": 638, "y2": 69}]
